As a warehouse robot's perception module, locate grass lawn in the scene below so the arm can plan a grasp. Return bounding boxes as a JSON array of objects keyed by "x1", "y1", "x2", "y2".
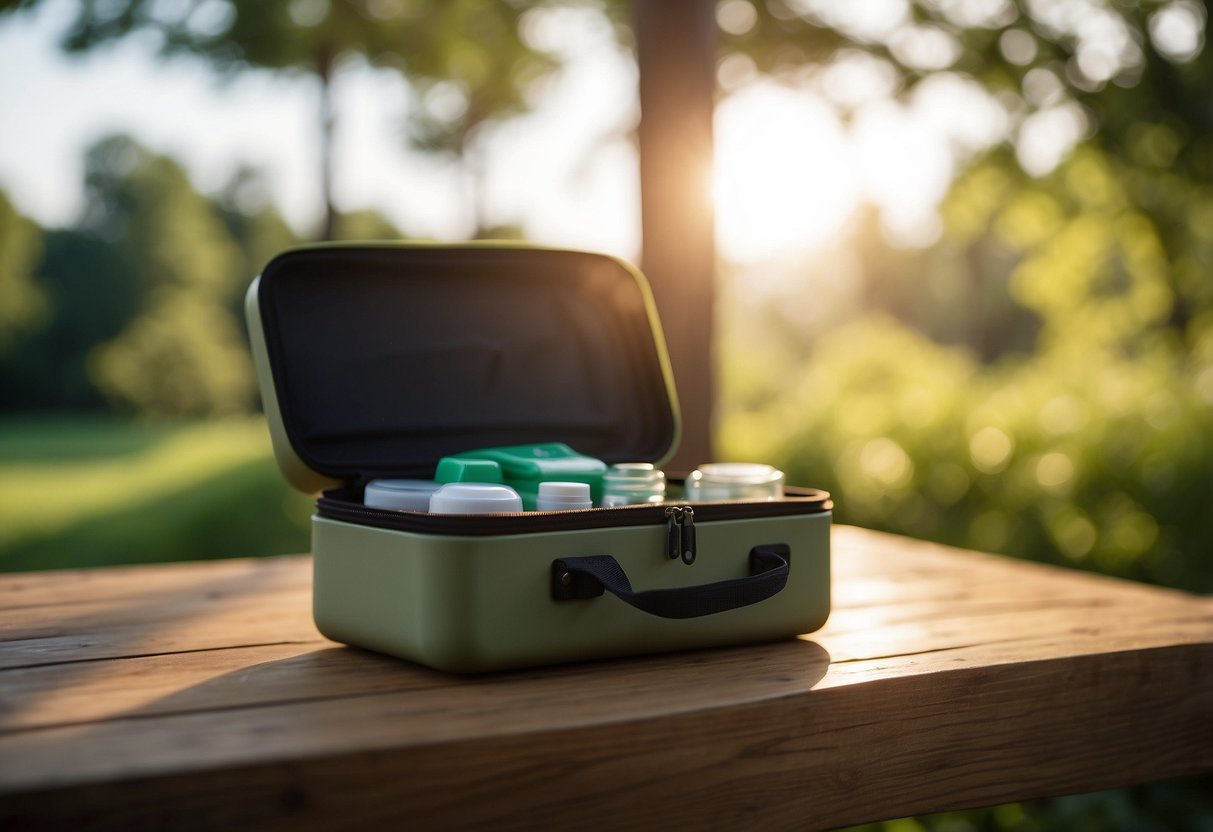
[{"x1": 0, "y1": 416, "x2": 312, "y2": 572}]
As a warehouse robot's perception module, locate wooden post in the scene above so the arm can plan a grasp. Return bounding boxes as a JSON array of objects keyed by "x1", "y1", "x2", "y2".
[{"x1": 633, "y1": 0, "x2": 717, "y2": 471}]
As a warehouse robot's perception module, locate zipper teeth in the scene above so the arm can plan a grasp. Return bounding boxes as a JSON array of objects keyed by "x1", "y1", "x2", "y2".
[
  {"x1": 316, "y1": 493, "x2": 829, "y2": 537},
  {"x1": 316, "y1": 499, "x2": 672, "y2": 535}
]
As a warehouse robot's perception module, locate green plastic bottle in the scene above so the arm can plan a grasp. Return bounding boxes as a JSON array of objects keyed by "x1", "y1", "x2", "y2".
[{"x1": 441, "y1": 443, "x2": 607, "y2": 510}]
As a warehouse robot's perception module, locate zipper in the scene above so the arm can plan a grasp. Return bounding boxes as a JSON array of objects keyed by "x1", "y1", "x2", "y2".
[
  {"x1": 315, "y1": 487, "x2": 830, "y2": 538},
  {"x1": 316, "y1": 498, "x2": 670, "y2": 535},
  {"x1": 664, "y1": 505, "x2": 696, "y2": 565}
]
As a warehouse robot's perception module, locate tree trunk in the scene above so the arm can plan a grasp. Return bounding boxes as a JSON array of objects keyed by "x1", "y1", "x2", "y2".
[
  {"x1": 317, "y1": 44, "x2": 339, "y2": 241},
  {"x1": 633, "y1": 0, "x2": 717, "y2": 471},
  {"x1": 463, "y1": 129, "x2": 489, "y2": 238}
]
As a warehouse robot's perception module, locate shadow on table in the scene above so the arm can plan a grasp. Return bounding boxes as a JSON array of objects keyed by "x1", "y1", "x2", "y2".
[
  {"x1": 0, "y1": 559, "x2": 312, "y2": 726},
  {"x1": 6, "y1": 638, "x2": 831, "y2": 826},
  {"x1": 125, "y1": 635, "x2": 834, "y2": 720}
]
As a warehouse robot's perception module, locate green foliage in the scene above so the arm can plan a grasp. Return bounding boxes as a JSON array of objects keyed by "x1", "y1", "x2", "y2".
[
  {"x1": 719, "y1": 141, "x2": 1213, "y2": 597},
  {"x1": 848, "y1": 775, "x2": 1213, "y2": 832},
  {"x1": 401, "y1": 2, "x2": 560, "y2": 151},
  {"x1": 82, "y1": 135, "x2": 244, "y2": 297},
  {"x1": 92, "y1": 292, "x2": 256, "y2": 416},
  {"x1": 0, "y1": 135, "x2": 419, "y2": 417},
  {"x1": 0, "y1": 138, "x2": 286, "y2": 416},
  {"x1": 75, "y1": 136, "x2": 257, "y2": 416},
  {"x1": 0, "y1": 191, "x2": 46, "y2": 353},
  {"x1": 707, "y1": 0, "x2": 1213, "y2": 589},
  {"x1": 705, "y1": 4, "x2": 1213, "y2": 825},
  {"x1": 722, "y1": 309, "x2": 1213, "y2": 591},
  {"x1": 0, "y1": 226, "x2": 135, "y2": 411},
  {"x1": 334, "y1": 207, "x2": 407, "y2": 241},
  {"x1": 0, "y1": 417, "x2": 311, "y2": 571}
]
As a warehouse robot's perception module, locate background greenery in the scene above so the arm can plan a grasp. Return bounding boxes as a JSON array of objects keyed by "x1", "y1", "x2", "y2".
[
  {"x1": 0, "y1": 0, "x2": 1209, "y2": 829},
  {"x1": 0, "y1": 417, "x2": 312, "y2": 571}
]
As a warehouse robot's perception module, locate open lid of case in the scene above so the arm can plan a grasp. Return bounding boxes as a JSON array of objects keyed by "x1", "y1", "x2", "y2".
[{"x1": 246, "y1": 244, "x2": 681, "y2": 494}]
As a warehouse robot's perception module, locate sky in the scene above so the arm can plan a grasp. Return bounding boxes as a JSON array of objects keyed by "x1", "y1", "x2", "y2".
[
  {"x1": 0, "y1": 1, "x2": 642, "y2": 255},
  {"x1": 0, "y1": 0, "x2": 1026, "y2": 267}
]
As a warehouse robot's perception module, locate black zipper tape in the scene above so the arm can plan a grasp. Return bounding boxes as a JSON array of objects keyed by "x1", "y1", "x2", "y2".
[{"x1": 315, "y1": 487, "x2": 831, "y2": 538}]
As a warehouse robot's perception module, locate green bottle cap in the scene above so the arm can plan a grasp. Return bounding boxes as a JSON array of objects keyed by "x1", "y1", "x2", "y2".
[{"x1": 435, "y1": 457, "x2": 504, "y2": 484}]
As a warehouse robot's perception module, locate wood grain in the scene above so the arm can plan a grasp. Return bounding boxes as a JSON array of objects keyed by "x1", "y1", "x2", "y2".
[
  {"x1": 0, "y1": 526, "x2": 1209, "y2": 831},
  {"x1": 0, "y1": 555, "x2": 309, "y2": 610}
]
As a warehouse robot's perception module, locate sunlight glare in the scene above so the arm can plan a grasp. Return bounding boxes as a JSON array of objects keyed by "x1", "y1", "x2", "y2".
[{"x1": 713, "y1": 83, "x2": 859, "y2": 263}]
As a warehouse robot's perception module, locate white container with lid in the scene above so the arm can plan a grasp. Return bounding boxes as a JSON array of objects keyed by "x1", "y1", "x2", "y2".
[
  {"x1": 364, "y1": 479, "x2": 444, "y2": 512},
  {"x1": 428, "y1": 483, "x2": 524, "y2": 514}
]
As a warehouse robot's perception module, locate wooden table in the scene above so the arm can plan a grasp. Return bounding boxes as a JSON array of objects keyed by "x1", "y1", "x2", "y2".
[{"x1": 1, "y1": 527, "x2": 1210, "y2": 830}]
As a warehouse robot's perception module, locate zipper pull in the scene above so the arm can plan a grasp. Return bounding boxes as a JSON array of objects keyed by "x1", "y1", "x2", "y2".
[
  {"x1": 665, "y1": 505, "x2": 683, "y2": 560},
  {"x1": 680, "y1": 506, "x2": 696, "y2": 565},
  {"x1": 664, "y1": 505, "x2": 697, "y2": 565}
]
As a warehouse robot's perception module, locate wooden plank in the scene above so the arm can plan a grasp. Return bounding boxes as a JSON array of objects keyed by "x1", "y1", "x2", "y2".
[
  {"x1": 0, "y1": 555, "x2": 309, "y2": 610},
  {"x1": 0, "y1": 643, "x2": 343, "y2": 733},
  {"x1": 0, "y1": 600, "x2": 1203, "y2": 739},
  {"x1": 0, "y1": 604, "x2": 320, "y2": 670},
  {"x1": 833, "y1": 528, "x2": 1200, "y2": 601},
  {"x1": 2, "y1": 528, "x2": 1203, "y2": 732},
  {"x1": 0, "y1": 644, "x2": 1208, "y2": 830},
  {"x1": 2, "y1": 576, "x2": 1206, "y2": 734},
  {"x1": 0, "y1": 527, "x2": 1210, "y2": 830},
  {"x1": 0, "y1": 533, "x2": 1183, "y2": 688},
  {"x1": 3, "y1": 527, "x2": 1171, "y2": 618},
  {"x1": 2, "y1": 586, "x2": 1206, "y2": 768},
  {"x1": 0, "y1": 560, "x2": 316, "y2": 670},
  {"x1": 0, "y1": 531, "x2": 936, "y2": 670}
]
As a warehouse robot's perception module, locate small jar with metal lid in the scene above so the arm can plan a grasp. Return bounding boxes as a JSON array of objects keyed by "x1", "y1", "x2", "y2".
[
  {"x1": 682, "y1": 462, "x2": 784, "y2": 502},
  {"x1": 601, "y1": 462, "x2": 667, "y2": 507}
]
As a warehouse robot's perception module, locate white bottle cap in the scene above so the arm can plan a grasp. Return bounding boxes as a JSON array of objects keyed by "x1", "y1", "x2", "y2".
[
  {"x1": 364, "y1": 479, "x2": 443, "y2": 511},
  {"x1": 536, "y1": 481, "x2": 593, "y2": 511},
  {"x1": 428, "y1": 483, "x2": 524, "y2": 514}
]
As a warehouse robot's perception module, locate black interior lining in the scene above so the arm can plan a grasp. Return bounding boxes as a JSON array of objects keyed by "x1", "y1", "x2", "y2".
[{"x1": 256, "y1": 246, "x2": 678, "y2": 482}]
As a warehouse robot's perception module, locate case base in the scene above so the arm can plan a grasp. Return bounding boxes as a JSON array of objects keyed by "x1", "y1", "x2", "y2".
[{"x1": 312, "y1": 510, "x2": 831, "y2": 673}]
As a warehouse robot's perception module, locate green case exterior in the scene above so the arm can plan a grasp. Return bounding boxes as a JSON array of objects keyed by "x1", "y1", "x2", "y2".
[
  {"x1": 312, "y1": 510, "x2": 831, "y2": 673},
  {"x1": 247, "y1": 243, "x2": 832, "y2": 673}
]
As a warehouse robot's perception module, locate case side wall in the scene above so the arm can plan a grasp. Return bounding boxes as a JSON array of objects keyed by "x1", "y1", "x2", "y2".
[{"x1": 245, "y1": 277, "x2": 341, "y2": 495}]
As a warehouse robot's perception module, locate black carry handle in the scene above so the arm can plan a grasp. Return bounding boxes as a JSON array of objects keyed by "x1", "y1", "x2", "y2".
[{"x1": 551, "y1": 543, "x2": 790, "y2": 620}]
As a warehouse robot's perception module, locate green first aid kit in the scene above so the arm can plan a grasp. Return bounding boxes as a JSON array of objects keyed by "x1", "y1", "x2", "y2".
[{"x1": 246, "y1": 244, "x2": 832, "y2": 673}]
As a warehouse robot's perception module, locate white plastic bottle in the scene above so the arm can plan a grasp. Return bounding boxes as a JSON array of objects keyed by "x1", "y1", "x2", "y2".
[
  {"x1": 364, "y1": 479, "x2": 443, "y2": 511},
  {"x1": 536, "y1": 481, "x2": 593, "y2": 511},
  {"x1": 428, "y1": 483, "x2": 524, "y2": 514}
]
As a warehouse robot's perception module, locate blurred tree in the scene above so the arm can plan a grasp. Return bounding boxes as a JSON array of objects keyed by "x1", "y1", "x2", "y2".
[
  {"x1": 0, "y1": 0, "x2": 563, "y2": 239},
  {"x1": 402, "y1": 2, "x2": 563, "y2": 235},
  {"x1": 214, "y1": 165, "x2": 301, "y2": 323},
  {"x1": 216, "y1": 165, "x2": 300, "y2": 287},
  {"x1": 0, "y1": 191, "x2": 46, "y2": 354},
  {"x1": 0, "y1": 226, "x2": 132, "y2": 411},
  {"x1": 701, "y1": 0, "x2": 1213, "y2": 598},
  {"x1": 80, "y1": 134, "x2": 255, "y2": 416},
  {"x1": 334, "y1": 206, "x2": 405, "y2": 240},
  {"x1": 708, "y1": 0, "x2": 1211, "y2": 333}
]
